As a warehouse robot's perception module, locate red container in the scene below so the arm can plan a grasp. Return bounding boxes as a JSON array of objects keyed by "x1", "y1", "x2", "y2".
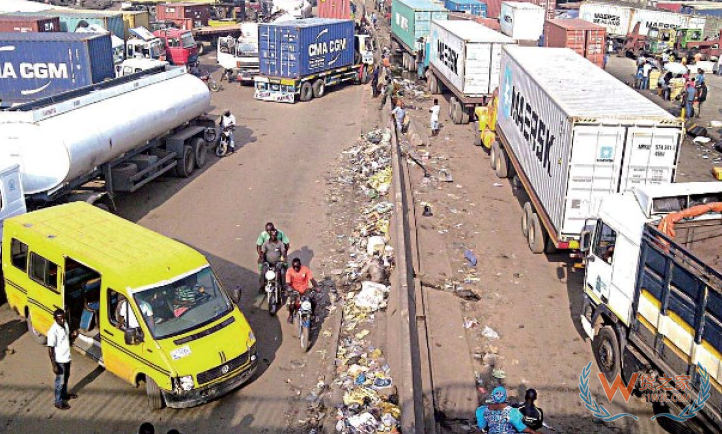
[
  {"x1": 317, "y1": 0, "x2": 351, "y2": 19},
  {"x1": 486, "y1": 0, "x2": 555, "y2": 19},
  {"x1": 447, "y1": 12, "x2": 501, "y2": 31},
  {"x1": 544, "y1": 19, "x2": 606, "y2": 68},
  {"x1": 156, "y1": 3, "x2": 210, "y2": 29},
  {"x1": 0, "y1": 15, "x2": 61, "y2": 33},
  {"x1": 656, "y1": 2, "x2": 683, "y2": 12}
]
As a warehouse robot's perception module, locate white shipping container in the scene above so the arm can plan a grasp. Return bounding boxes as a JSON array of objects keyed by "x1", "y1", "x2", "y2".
[
  {"x1": 497, "y1": 46, "x2": 683, "y2": 242},
  {"x1": 429, "y1": 20, "x2": 516, "y2": 97},
  {"x1": 579, "y1": 2, "x2": 706, "y2": 37},
  {"x1": 500, "y1": 1, "x2": 545, "y2": 41}
]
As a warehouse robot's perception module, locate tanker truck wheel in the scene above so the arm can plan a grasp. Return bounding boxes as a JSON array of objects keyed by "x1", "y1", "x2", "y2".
[
  {"x1": 300, "y1": 82, "x2": 314, "y2": 102},
  {"x1": 192, "y1": 137, "x2": 207, "y2": 169},
  {"x1": 312, "y1": 79, "x2": 326, "y2": 98},
  {"x1": 175, "y1": 145, "x2": 196, "y2": 178}
]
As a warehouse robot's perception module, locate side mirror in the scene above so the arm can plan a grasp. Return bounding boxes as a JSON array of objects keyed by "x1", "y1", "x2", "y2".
[
  {"x1": 124, "y1": 327, "x2": 144, "y2": 345},
  {"x1": 229, "y1": 285, "x2": 242, "y2": 305},
  {"x1": 580, "y1": 230, "x2": 592, "y2": 253}
]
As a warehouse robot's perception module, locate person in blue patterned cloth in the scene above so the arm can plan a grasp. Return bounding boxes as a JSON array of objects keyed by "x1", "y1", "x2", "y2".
[{"x1": 476, "y1": 387, "x2": 540, "y2": 434}]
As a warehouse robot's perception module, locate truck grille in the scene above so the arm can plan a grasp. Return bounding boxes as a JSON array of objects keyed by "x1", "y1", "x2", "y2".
[{"x1": 196, "y1": 351, "x2": 249, "y2": 385}]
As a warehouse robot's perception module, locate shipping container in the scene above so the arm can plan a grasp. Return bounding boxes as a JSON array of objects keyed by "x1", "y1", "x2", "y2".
[
  {"x1": 122, "y1": 10, "x2": 150, "y2": 39},
  {"x1": 391, "y1": 0, "x2": 448, "y2": 54},
  {"x1": 656, "y1": 1, "x2": 683, "y2": 13},
  {"x1": 486, "y1": 0, "x2": 502, "y2": 18},
  {"x1": 156, "y1": 3, "x2": 210, "y2": 30},
  {"x1": 448, "y1": 12, "x2": 501, "y2": 30},
  {"x1": 429, "y1": 19, "x2": 514, "y2": 97},
  {"x1": 484, "y1": 0, "x2": 554, "y2": 19},
  {"x1": 443, "y1": 0, "x2": 487, "y2": 17},
  {"x1": 0, "y1": 15, "x2": 61, "y2": 33},
  {"x1": 496, "y1": 46, "x2": 682, "y2": 247},
  {"x1": 317, "y1": 0, "x2": 352, "y2": 19},
  {"x1": 14, "y1": 10, "x2": 125, "y2": 38},
  {"x1": 258, "y1": 18, "x2": 354, "y2": 79},
  {"x1": 500, "y1": 1, "x2": 545, "y2": 40},
  {"x1": 0, "y1": 32, "x2": 115, "y2": 105},
  {"x1": 579, "y1": 2, "x2": 706, "y2": 37},
  {"x1": 544, "y1": 18, "x2": 606, "y2": 67}
]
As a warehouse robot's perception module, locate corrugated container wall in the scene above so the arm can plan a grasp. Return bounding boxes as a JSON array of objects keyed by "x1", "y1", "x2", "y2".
[
  {"x1": 485, "y1": 0, "x2": 554, "y2": 19},
  {"x1": 497, "y1": 46, "x2": 682, "y2": 239},
  {"x1": 500, "y1": 1, "x2": 545, "y2": 40},
  {"x1": 0, "y1": 32, "x2": 115, "y2": 105},
  {"x1": 122, "y1": 10, "x2": 150, "y2": 39},
  {"x1": 317, "y1": 0, "x2": 352, "y2": 19},
  {"x1": 544, "y1": 19, "x2": 606, "y2": 67},
  {"x1": 0, "y1": 15, "x2": 61, "y2": 32},
  {"x1": 444, "y1": 0, "x2": 487, "y2": 17},
  {"x1": 448, "y1": 12, "x2": 501, "y2": 30},
  {"x1": 578, "y1": 2, "x2": 706, "y2": 37},
  {"x1": 391, "y1": 0, "x2": 448, "y2": 53},
  {"x1": 656, "y1": 2, "x2": 683, "y2": 12},
  {"x1": 14, "y1": 10, "x2": 125, "y2": 38},
  {"x1": 258, "y1": 18, "x2": 354, "y2": 79},
  {"x1": 156, "y1": 3, "x2": 210, "y2": 29}
]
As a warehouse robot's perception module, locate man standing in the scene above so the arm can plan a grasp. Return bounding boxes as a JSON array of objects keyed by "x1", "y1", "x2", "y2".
[
  {"x1": 429, "y1": 98, "x2": 440, "y2": 137},
  {"x1": 371, "y1": 64, "x2": 380, "y2": 98},
  {"x1": 477, "y1": 387, "x2": 540, "y2": 434},
  {"x1": 221, "y1": 110, "x2": 237, "y2": 154},
  {"x1": 391, "y1": 100, "x2": 406, "y2": 133},
  {"x1": 285, "y1": 258, "x2": 319, "y2": 323},
  {"x1": 641, "y1": 61, "x2": 652, "y2": 91},
  {"x1": 379, "y1": 77, "x2": 394, "y2": 110},
  {"x1": 696, "y1": 81, "x2": 707, "y2": 118},
  {"x1": 47, "y1": 309, "x2": 78, "y2": 410},
  {"x1": 695, "y1": 68, "x2": 705, "y2": 86},
  {"x1": 686, "y1": 78, "x2": 697, "y2": 119}
]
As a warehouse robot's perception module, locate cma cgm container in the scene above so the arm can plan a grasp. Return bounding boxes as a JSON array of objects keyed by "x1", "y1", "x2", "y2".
[
  {"x1": 444, "y1": 0, "x2": 487, "y2": 17},
  {"x1": 0, "y1": 15, "x2": 61, "y2": 32},
  {"x1": 544, "y1": 19, "x2": 606, "y2": 67},
  {"x1": 317, "y1": 0, "x2": 351, "y2": 19},
  {"x1": 500, "y1": 1, "x2": 545, "y2": 41},
  {"x1": 391, "y1": 0, "x2": 448, "y2": 72},
  {"x1": 0, "y1": 32, "x2": 115, "y2": 106},
  {"x1": 428, "y1": 19, "x2": 515, "y2": 123},
  {"x1": 493, "y1": 46, "x2": 682, "y2": 253}
]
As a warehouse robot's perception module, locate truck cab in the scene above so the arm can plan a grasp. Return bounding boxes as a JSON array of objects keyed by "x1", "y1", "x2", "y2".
[
  {"x1": 154, "y1": 28, "x2": 199, "y2": 66},
  {"x1": 355, "y1": 34, "x2": 375, "y2": 65},
  {"x1": 217, "y1": 23, "x2": 259, "y2": 84},
  {"x1": 127, "y1": 27, "x2": 167, "y2": 62},
  {"x1": 115, "y1": 58, "x2": 169, "y2": 77}
]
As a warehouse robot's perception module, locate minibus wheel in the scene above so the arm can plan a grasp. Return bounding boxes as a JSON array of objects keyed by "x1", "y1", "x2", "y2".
[
  {"x1": 26, "y1": 311, "x2": 47, "y2": 345},
  {"x1": 146, "y1": 376, "x2": 165, "y2": 410}
]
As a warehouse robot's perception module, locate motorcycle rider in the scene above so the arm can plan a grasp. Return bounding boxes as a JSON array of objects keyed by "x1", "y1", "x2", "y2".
[
  {"x1": 260, "y1": 229, "x2": 287, "y2": 290},
  {"x1": 256, "y1": 222, "x2": 290, "y2": 290},
  {"x1": 285, "y1": 258, "x2": 318, "y2": 323},
  {"x1": 220, "y1": 110, "x2": 236, "y2": 154}
]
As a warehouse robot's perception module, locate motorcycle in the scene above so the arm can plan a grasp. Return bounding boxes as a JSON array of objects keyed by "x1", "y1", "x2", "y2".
[
  {"x1": 215, "y1": 126, "x2": 235, "y2": 157},
  {"x1": 291, "y1": 290, "x2": 314, "y2": 352},
  {"x1": 192, "y1": 67, "x2": 221, "y2": 92},
  {"x1": 263, "y1": 263, "x2": 284, "y2": 316}
]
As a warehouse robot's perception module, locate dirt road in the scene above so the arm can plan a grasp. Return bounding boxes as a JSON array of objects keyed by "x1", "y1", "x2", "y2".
[{"x1": 0, "y1": 77, "x2": 370, "y2": 433}]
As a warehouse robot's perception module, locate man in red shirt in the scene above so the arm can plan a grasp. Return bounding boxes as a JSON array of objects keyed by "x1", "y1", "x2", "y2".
[{"x1": 285, "y1": 258, "x2": 318, "y2": 323}]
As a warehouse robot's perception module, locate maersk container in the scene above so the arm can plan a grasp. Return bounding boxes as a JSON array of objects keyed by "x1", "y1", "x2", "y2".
[
  {"x1": 500, "y1": 1, "x2": 545, "y2": 41},
  {"x1": 0, "y1": 32, "x2": 115, "y2": 105},
  {"x1": 15, "y1": 10, "x2": 125, "y2": 39},
  {"x1": 429, "y1": 20, "x2": 514, "y2": 96},
  {"x1": 496, "y1": 46, "x2": 682, "y2": 246},
  {"x1": 443, "y1": 0, "x2": 487, "y2": 17},
  {"x1": 579, "y1": 2, "x2": 706, "y2": 37},
  {"x1": 391, "y1": 0, "x2": 448, "y2": 54},
  {"x1": 258, "y1": 18, "x2": 354, "y2": 79}
]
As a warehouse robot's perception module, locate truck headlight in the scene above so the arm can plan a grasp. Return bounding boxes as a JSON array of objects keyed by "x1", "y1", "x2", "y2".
[
  {"x1": 180, "y1": 375, "x2": 194, "y2": 391},
  {"x1": 248, "y1": 331, "x2": 255, "y2": 344}
]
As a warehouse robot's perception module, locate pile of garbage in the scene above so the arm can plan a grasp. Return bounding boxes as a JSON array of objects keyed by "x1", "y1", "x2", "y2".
[{"x1": 324, "y1": 128, "x2": 402, "y2": 433}]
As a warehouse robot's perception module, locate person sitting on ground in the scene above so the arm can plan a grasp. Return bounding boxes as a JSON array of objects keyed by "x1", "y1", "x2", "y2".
[
  {"x1": 516, "y1": 389, "x2": 544, "y2": 430},
  {"x1": 477, "y1": 387, "x2": 540, "y2": 434}
]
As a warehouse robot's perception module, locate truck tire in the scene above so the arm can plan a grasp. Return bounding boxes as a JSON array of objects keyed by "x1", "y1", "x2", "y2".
[
  {"x1": 521, "y1": 202, "x2": 533, "y2": 237},
  {"x1": 489, "y1": 141, "x2": 499, "y2": 170},
  {"x1": 196, "y1": 42, "x2": 205, "y2": 56},
  {"x1": 493, "y1": 142, "x2": 509, "y2": 178},
  {"x1": 449, "y1": 96, "x2": 456, "y2": 118},
  {"x1": 312, "y1": 79, "x2": 325, "y2": 98},
  {"x1": 473, "y1": 121, "x2": 481, "y2": 146},
  {"x1": 460, "y1": 106, "x2": 470, "y2": 124},
  {"x1": 26, "y1": 310, "x2": 47, "y2": 345},
  {"x1": 192, "y1": 137, "x2": 207, "y2": 169},
  {"x1": 175, "y1": 145, "x2": 195, "y2": 178},
  {"x1": 355, "y1": 51, "x2": 362, "y2": 65},
  {"x1": 145, "y1": 376, "x2": 165, "y2": 410},
  {"x1": 361, "y1": 67, "x2": 369, "y2": 84},
  {"x1": 300, "y1": 82, "x2": 313, "y2": 102},
  {"x1": 527, "y1": 213, "x2": 546, "y2": 254},
  {"x1": 593, "y1": 326, "x2": 621, "y2": 383}
]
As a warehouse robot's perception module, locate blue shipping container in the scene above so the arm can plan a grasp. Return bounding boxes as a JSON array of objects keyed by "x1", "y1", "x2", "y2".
[
  {"x1": 0, "y1": 32, "x2": 115, "y2": 105},
  {"x1": 444, "y1": 0, "x2": 487, "y2": 17},
  {"x1": 259, "y1": 18, "x2": 355, "y2": 79}
]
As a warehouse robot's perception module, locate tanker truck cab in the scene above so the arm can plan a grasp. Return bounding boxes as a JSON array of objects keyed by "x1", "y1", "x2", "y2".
[{"x1": 2, "y1": 202, "x2": 257, "y2": 409}]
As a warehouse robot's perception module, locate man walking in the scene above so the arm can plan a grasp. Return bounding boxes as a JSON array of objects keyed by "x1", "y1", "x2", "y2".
[
  {"x1": 371, "y1": 64, "x2": 380, "y2": 98},
  {"x1": 379, "y1": 78, "x2": 394, "y2": 110},
  {"x1": 429, "y1": 98, "x2": 440, "y2": 137},
  {"x1": 48, "y1": 309, "x2": 78, "y2": 410},
  {"x1": 391, "y1": 100, "x2": 406, "y2": 133}
]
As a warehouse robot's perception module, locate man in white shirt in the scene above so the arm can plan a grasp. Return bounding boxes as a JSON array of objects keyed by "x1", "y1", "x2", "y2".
[
  {"x1": 642, "y1": 62, "x2": 653, "y2": 90},
  {"x1": 429, "y1": 98, "x2": 440, "y2": 137},
  {"x1": 117, "y1": 296, "x2": 155, "y2": 331},
  {"x1": 47, "y1": 308, "x2": 78, "y2": 410},
  {"x1": 221, "y1": 110, "x2": 237, "y2": 154}
]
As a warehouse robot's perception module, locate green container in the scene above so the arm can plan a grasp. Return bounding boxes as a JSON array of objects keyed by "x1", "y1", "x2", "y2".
[{"x1": 391, "y1": 0, "x2": 447, "y2": 54}]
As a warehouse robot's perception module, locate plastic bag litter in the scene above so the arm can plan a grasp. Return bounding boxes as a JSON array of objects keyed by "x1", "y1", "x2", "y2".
[
  {"x1": 367, "y1": 235, "x2": 386, "y2": 256},
  {"x1": 347, "y1": 412, "x2": 378, "y2": 429},
  {"x1": 482, "y1": 326, "x2": 500, "y2": 340},
  {"x1": 354, "y1": 281, "x2": 390, "y2": 312}
]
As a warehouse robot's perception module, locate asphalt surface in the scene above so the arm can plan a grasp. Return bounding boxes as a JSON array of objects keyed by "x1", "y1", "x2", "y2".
[{"x1": 0, "y1": 67, "x2": 368, "y2": 434}]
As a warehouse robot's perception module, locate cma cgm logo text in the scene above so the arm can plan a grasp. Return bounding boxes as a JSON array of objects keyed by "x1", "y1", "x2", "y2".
[
  {"x1": 395, "y1": 13, "x2": 409, "y2": 31},
  {"x1": 0, "y1": 62, "x2": 68, "y2": 79},
  {"x1": 308, "y1": 38, "x2": 347, "y2": 56},
  {"x1": 436, "y1": 41, "x2": 458, "y2": 75}
]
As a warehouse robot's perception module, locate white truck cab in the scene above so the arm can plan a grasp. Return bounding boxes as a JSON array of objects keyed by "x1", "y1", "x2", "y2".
[
  {"x1": 356, "y1": 34, "x2": 375, "y2": 65},
  {"x1": 115, "y1": 58, "x2": 169, "y2": 77},
  {"x1": 217, "y1": 23, "x2": 259, "y2": 84}
]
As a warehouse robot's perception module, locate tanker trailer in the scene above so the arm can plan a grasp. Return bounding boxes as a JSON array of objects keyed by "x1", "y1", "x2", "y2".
[{"x1": 0, "y1": 65, "x2": 217, "y2": 209}]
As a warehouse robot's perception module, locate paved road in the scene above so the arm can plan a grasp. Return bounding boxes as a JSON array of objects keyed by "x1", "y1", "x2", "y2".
[{"x1": 0, "y1": 76, "x2": 367, "y2": 434}]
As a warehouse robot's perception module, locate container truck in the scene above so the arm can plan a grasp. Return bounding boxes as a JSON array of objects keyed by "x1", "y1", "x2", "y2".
[
  {"x1": 390, "y1": 0, "x2": 448, "y2": 74},
  {"x1": 217, "y1": 22, "x2": 259, "y2": 84},
  {"x1": 500, "y1": 1, "x2": 545, "y2": 42},
  {"x1": 544, "y1": 18, "x2": 606, "y2": 68},
  {"x1": 0, "y1": 15, "x2": 61, "y2": 33},
  {"x1": 443, "y1": 0, "x2": 487, "y2": 17},
  {"x1": 579, "y1": 182, "x2": 722, "y2": 434},
  {"x1": 254, "y1": 18, "x2": 373, "y2": 103},
  {"x1": 427, "y1": 20, "x2": 515, "y2": 124},
  {"x1": 154, "y1": 28, "x2": 199, "y2": 65},
  {"x1": 0, "y1": 66, "x2": 217, "y2": 212},
  {"x1": 0, "y1": 32, "x2": 115, "y2": 107},
  {"x1": 489, "y1": 46, "x2": 683, "y2": 254}
]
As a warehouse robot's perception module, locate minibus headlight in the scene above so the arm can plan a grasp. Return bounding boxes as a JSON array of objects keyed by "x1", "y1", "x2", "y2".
[
  {"x1": 180, "y1": 375, "x2": 194, "y2": 391},
  {"x1": 248, "y1": 331, "x2": 255, "y2": 344}
]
